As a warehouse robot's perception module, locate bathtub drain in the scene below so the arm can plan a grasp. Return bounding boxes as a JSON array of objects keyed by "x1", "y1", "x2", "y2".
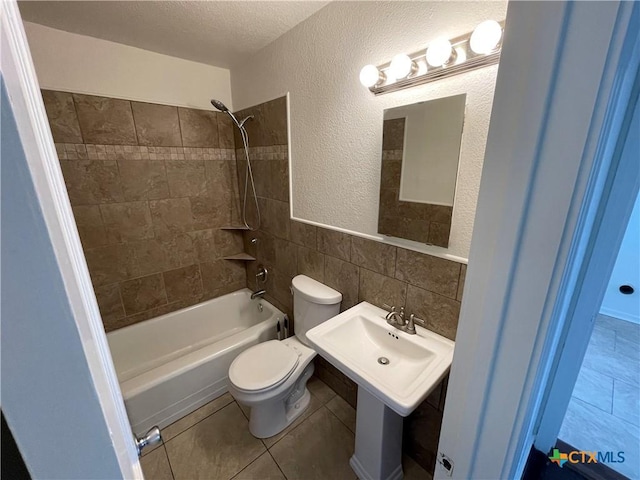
[{"x1": 378, "y1": 357, "x2": 390, "y2": 365}]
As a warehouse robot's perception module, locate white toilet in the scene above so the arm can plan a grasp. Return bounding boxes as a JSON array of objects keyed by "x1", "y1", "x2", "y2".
[{"x1": 228, "y1": 275, "x2": 342, "y2": 438}]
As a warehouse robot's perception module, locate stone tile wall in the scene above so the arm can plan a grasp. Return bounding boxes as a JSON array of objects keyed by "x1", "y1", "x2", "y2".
[
  {"x1": 237, "y1": 96, "x2": 467, "y2": 475},
  {"x1": 378, "y1": 117, "x2": 453, "y2": 247},
  {"x1": 42, "y1": 90, "x2": 246, "y2": 331},
  {"x1": 46, "y1": 87, "x2": 467, "y2": 473}
]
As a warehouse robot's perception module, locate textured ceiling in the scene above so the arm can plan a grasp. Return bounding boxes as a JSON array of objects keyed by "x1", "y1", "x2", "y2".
[{"x1": 18, "y1": 1, "x2": 329, "y2": 69}]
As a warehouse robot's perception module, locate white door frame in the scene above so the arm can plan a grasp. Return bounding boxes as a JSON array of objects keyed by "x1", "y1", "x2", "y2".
[
  {"x1": 435, "y1": 2, "x2": 639, "y2": 479},
  {"x1": 1, "y1": 1, "x2": 142, "y2": 478},
  {"x1": 535, "y1": 65, "x2": 640, "y2": 453}
]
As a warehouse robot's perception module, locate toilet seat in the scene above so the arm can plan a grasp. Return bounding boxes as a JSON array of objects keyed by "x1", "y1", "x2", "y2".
[{"x1": 229, "y1": 340, "x2": 299, "y2": 392}]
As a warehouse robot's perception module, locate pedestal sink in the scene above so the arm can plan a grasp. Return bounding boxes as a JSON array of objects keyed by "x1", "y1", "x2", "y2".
[{"x1": 306, "y1": 301, "x2": 454, "y2": 480}]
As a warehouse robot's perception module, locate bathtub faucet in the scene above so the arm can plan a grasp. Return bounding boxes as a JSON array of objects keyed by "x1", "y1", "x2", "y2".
[{"x1": 251, "y1": 289, "x2": 266, "y2": 300}]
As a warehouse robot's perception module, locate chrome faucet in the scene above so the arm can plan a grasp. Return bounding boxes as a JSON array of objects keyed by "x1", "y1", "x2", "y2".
[
  {"x1": 385, "y1": 306, "x2": 418, "y2": 335},
  {"x1": 251, "y1": 289, "x2": 266, "y2": 300},
  {"x1": 385, "y1": 306, "x2": 405, "y2": 326}
]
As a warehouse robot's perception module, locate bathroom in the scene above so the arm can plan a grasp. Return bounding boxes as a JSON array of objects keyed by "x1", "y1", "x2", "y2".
[
  {"x1": 3, "y1": 1, "x2": 638, "y2": 480},
  {"x1": 21, "y1": 1, "x2": 502, "y2": 477}
]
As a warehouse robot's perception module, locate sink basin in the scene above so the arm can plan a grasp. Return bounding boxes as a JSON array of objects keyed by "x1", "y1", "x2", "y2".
[{"x1": 307, "y1": 301, "x2": 454, "y2": 417}]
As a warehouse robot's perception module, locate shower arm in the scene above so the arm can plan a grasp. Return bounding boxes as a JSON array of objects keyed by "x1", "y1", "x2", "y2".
[{"x1": 225, "y1": 110, "x2": 253, "y2": 131}]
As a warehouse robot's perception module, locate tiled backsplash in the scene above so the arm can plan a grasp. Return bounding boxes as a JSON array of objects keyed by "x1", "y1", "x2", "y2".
[
  {"x1": 238, "y1": 96, "x2": 466, "y2": 475},
  {"x1": 247, "y1": 214, "x2": 466, "y2": 342},
  {"x1": 43, "y1": 90, "x2": 245, "y2": 331}
]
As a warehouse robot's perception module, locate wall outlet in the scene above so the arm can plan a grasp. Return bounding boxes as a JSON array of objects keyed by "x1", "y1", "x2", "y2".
[{"x1": 438, "y1": 452, "x2": 454, "y2": 477}]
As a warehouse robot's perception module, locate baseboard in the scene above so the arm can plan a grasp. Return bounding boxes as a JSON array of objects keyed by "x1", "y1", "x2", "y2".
[
  {"x1": 349, "y1": 455, "x2": 403, "y2": 480},
  {"x1": 599, "y1": 307, "x2": 640, "y2": 325}
]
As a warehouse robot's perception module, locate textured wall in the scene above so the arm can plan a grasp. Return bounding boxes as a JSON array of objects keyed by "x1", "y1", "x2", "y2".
[
  {"x1": 42, "y1": 90, "x2": 245, "y2": 331},
  {"x1": 25, "y1": 22, "x2": 232, "y2": 110},
  {"x1": 231, "y1": 1, "x2": 507, "y2": 259},
  {"x1": 238, "y1": 96, "x2": 465, "y2": 475}
]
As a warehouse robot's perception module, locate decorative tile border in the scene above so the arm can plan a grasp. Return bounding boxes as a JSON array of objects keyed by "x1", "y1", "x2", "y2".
[
  {"x1": 55, "y1": 143, "x2": 236, "y2": 161},
  {"x1": 236, "y1": 145, "x2": 288, "y2": 160},
  {"x1": 382, "y1": 149, "x2": 403, "y2": 161}
]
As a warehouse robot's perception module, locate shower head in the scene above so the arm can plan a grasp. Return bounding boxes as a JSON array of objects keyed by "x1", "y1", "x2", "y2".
[
  {"x1": 210, "y1": 99, "x2": 229, "y2": 112},
  {"x1": 211, "y1": 98, "x2": 253, "y2": 131}
]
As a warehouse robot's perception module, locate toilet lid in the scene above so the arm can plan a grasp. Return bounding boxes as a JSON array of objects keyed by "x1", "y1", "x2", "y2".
[{"x1": 229, "y1": 340, "x2": 299, "y2": 392}]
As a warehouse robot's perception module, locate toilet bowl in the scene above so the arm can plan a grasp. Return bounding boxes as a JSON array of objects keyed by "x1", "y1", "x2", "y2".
[{"x1": 228, "y1": 275, "x2": 342, "y2": 438}]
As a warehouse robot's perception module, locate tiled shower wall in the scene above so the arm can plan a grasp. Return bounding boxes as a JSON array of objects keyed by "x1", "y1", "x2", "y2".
[
  {"x1": 42, "y1": 90, "x2": 247, "y2": 331},
  {"x1": 238, "y1": 96, "x2": 466, "y2": 474}
]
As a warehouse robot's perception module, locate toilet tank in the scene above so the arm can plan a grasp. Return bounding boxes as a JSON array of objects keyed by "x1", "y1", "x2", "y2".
[{"x1": 292, "y1": 275, "x2": 342, "y2": 347}]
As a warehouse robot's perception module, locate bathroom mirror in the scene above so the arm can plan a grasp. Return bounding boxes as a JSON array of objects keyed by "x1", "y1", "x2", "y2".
[{"x1": 378, "y1": 94, "x2": 466, "y2": 247}]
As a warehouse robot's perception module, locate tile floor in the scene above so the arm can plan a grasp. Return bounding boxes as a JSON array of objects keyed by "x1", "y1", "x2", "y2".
[
  {"x1": 559, "y1": 314, "x2": 640, "y2": 479},
  {"x1": 141, "y1": 376, "x2": 432, "y2": 480}
]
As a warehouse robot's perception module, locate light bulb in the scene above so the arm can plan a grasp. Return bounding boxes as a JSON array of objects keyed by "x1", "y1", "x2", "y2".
[
  {"x1": 359, "y1": 64, "x2": 383, "y2": 88},
  {"x1": 426, "y1": 38, "x2": 453, "y2": 67},
  {"x1": 470, "y1": 20, "x2": 502, "y2": 54},
  {"x1": 389, "y1": 54, "x2": 414, "y2": 80}
]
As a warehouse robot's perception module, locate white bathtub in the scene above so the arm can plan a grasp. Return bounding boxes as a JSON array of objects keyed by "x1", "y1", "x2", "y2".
[{"x1": 107, "y1": 289, "x2": 282, "y2": 435}]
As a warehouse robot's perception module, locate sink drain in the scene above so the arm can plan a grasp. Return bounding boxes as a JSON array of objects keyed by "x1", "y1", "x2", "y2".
[{"x1": 378, "y1": 357, "x2": 390, "y2": 365}]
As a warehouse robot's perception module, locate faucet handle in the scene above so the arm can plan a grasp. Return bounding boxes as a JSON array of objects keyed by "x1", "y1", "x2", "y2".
[
  {"x1": 256, "y1": 265, "x2": 268, "y2": 284},
  {"x1": 384, "y1": 305, "x2": 396, "y2": 321},
  {"x1": 404, "y1": 314, "x2": 416, "y2": 334}
]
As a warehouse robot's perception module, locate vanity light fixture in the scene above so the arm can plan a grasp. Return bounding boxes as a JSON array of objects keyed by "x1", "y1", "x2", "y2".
[
  {"x1": 426, "y1": 38, "x2": 454, "y2": 67},
  {"x1": 361, "y1": 19, "x2": 504, "y2": 95},
  {"x1": 359, "y1": 64, "x2": 386, "y2": 87},
  {"x1": 470, "y1": 20, "x2": 503, "y2": 54},
  {"x1": 389, "y1": 53, "x2": 418, "y2": 80}
]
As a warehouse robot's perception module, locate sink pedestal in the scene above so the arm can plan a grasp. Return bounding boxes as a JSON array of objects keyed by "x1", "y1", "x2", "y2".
[
  {"x1": 350, "y1": 386, "x2": 404, "y2": 480},
  {"x1": 306, "y1": 302, "x2": 455, "y2": 479}
]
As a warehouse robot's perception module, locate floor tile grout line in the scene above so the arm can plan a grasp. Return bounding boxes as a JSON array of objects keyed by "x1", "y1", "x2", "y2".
[
  {"x1": 570, "y1": 393, "x2": 612, "y2": 416},
  {"x1": 163, "y1": 396, "x2": 235, "y2": 444},
  {"x1": 238, "y1": 390, "x2": 325, "y2": 449},
  {"x1": 140, "y1": 440, "x2": 164, "y2": 459},
  {"x1": 612, "y1": 378, "x2": 617, "y2": 417},
  {"x1": 161, "y1": 399, "x2": 269, "y2": 480},
  {"x1": 238, "y1": 401, "x2": 251, "y2": 422},
  {"x1": 265, "y1": 402, "x2": 325, "y2": 451},
  {"x1": 161, "y1": 442, "x2": 177, "y2": 480},
  {"x1": 607, "y1": 378, "x2": 640, "y2": 426},
  {"x1": 228, "y1": 449, "x2": 269, "y2": 480},
  {"x1": 562, "y1": 316, "x2": 640, "y2": 478},
  {"x1": 324, "y1": 400, "x2": 356, "y2": 435},
  {"x1": 267, "y1": 449, "x2": 289, "y2": 480}
]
